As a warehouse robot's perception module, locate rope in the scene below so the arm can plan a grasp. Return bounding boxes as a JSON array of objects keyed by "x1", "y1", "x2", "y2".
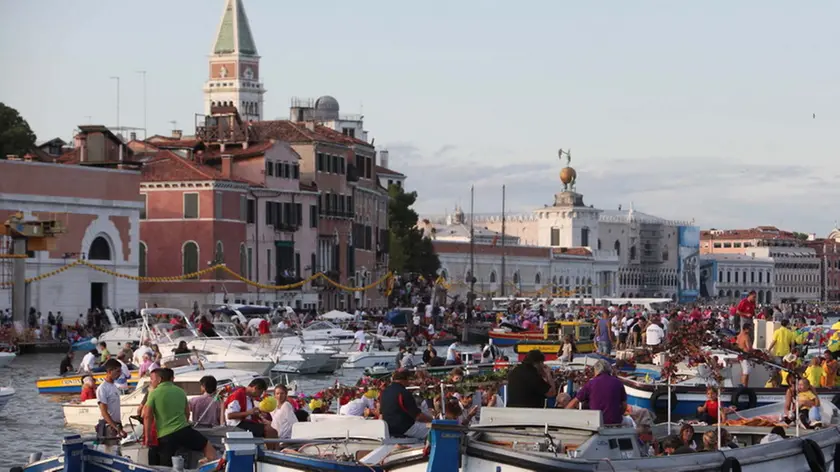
[{"x1": 0, "y1": 259, "x2": 393, "y2": 293}]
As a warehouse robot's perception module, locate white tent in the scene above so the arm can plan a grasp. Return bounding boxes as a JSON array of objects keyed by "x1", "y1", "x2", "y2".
[{"x1": 321, "y1": 310, "x2": 355, "y2": 321}]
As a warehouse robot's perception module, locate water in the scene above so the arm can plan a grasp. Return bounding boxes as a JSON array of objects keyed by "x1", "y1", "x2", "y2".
[{"x1": 0, "y1": 353, "x2": 369, "y2": 469}]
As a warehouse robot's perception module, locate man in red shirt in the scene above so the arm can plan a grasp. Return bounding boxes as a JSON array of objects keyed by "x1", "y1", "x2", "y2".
[{"x1": 734, "y1": 291, "x2": 757, "y2": 332}]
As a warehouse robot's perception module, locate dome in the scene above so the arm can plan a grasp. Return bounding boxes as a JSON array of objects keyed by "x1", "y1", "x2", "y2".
[
  {"x1": 315, "y1": 95, "x2": 340, "y2": 112},
  {"x1": 559, "y1": 166, "x2": 577, "y2": 185}
]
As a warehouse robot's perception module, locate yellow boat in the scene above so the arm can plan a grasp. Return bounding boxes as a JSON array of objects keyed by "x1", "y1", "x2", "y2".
[
  {"x1": 37, "y1": 370, "x2": 141, "y2": 394},
  {"x1": 513, "y1": 321, "x2": 595, "y2": 360}
]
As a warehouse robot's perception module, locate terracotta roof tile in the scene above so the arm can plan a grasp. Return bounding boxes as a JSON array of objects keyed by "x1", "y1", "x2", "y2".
[
  {"x1": 376, "y1": 165, "x2": 404, "y2": 177},
  {"x1": 141, "y1": 150, "x2": 246, "y2": 183},
  {"x1": 252, "y1": 120, "x2": 372, "y2": 147},
  {"x1": 57, "y1": 149, "x2": 80, "y2": 165},
  {"x1": 202, "y1": 140, "x2": 277, "y2": 160}
]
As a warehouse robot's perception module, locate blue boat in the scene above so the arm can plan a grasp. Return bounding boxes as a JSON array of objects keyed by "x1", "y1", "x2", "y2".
[
  {"x1": 70, "y1": 337, "x2": 95, "y2": 352},
  {"x1": 620, "y1": 376, "x2": 840, "y2": 416}
]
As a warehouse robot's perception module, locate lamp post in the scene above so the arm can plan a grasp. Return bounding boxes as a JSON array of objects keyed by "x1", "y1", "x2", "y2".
[
  {"x1": 109, "y1": 76, "x2": 120, "y2": 130},
  {"x1": 136, "y1": 70, "x2": 147, "y2": 140}
]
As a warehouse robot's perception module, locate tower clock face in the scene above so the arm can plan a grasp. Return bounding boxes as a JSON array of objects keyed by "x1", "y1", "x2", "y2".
[{"x1": 244, "y1": 67, "x2": 254, "y2": 79}]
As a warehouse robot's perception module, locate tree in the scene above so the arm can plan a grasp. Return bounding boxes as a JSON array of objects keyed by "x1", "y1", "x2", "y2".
[
  {"x1": 387, "y1": 185, "x2": 440, "y2": 278},
  {"x1": 792, "y1": 232, "x2": 810, "y2": 241},
  {"x1": 0, "y1": 103, "x2": 36, "y2": 159}
]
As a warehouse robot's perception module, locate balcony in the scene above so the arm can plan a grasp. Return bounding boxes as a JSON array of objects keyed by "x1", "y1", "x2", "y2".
[
  {"x1": 274, "y1": 222, "x2": 300, "y2": 232},
  {"x1": 275, "y1": 274, "x2": 303, "y2": 288},
  {"x1": 319, "y1": 209, "x2": 355, "y2": 219}
]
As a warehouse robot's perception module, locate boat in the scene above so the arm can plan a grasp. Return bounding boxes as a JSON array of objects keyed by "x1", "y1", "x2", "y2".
[
  {"x1": 36, "y1": 370, "x2": 142, "y2": 394},
  {"x1": 69, "y1": 337, "x2": 96, "y2": 352},
  {"x1": 0, "y1": 351, "x2": 15, "y2": 368},
  {"x1": 489, "y1": 320, "x2": 595, "y2": 351},
  {"x1": 61, "y1": 365, "x2": 261, "y2": 427},
  {"x1": 426, "y1": 408, "x2": 840, "y2": 471},
  {"x1": 620, "y1": 354, "x2": 840, "y2": 416},
  {"x1": 0, "y1": 385, "x2": 14, "y2": 412},
  {"x1": 341, "y1": 349, "x2": 421, "y2": 369},
  {"x1": 22, "y1": 401, "x2": 840, "y2": 472}
]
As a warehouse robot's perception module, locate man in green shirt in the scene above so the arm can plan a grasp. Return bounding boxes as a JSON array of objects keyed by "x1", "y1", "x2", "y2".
[{"x1": 143, "y1": 368, "x2": 216, "y2": 466}]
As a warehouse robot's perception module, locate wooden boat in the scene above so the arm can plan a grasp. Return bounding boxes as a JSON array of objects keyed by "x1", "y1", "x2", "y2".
[
  {"x1": 36, "y1": 370, "x2": 141, "y2": 394},
  {"x1": 498, "y1": 321, "x2": 595, "y2": 360}
]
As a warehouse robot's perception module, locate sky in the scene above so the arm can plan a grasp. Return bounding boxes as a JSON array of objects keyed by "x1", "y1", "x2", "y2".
[{"x1": 1, "y1": 1, "x2": 839, "y2": 233}]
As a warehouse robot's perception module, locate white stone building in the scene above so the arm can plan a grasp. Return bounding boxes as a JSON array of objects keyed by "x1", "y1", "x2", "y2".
[
  {"x1": 700, "y1": 253, "x2": 776, "y2": 303},
  {"x1": 475, "y1": 174, "x2": 689, "y2": 300},
  {"x1": 746, "y1": 246, "x2": 821, "y2": 301}
]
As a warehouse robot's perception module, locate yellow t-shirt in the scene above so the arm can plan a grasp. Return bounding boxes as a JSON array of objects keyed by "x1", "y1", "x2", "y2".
[
  {"x1": 805, "y1": 365, "x2": 824, "y2": 389},
  {"x1": 798, "y1": 390, "x2": 817, "y2": 409},
  {"x1": 781, "y1": 370, "x2": 790, "y2": 386},
  {"x1": 772, "y1": 328, "x2": 795, "y2": 357}
]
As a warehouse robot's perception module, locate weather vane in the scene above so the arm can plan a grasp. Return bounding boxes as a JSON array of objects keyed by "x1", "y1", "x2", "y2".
[{"x1": 558, "y1": 148, "x2": 572, "y2": 167}]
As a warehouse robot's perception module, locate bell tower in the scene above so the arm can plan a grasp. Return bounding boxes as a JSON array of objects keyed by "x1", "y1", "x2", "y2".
[{"x1": 203, "y1": 0, "x2": 265, "y2": 121}]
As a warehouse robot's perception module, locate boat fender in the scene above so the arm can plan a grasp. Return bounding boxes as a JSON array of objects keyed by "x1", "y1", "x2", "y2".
[
  {"x1": 719, "y1": 456, "x2": 741, "y2": 472},
  {"x1": 730, "y1": 387, "x2": 757, "y2": 410},
  {"x1": 650, "y1": 387, "x2": 677, "y2": 413},
  {"x1": 802, "y1": 438, "x2": 825, "y2": 472}
]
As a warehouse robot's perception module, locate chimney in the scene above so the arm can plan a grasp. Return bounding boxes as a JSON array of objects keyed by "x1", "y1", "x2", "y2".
[
  {"x1": 221, "y1": 156, "x2": 233, "y2": 178},
  {"x1": 305, "y1": 121, "x2": 316, "y2": 132},
  {"x1": 379, "y1": 149, "x2": 389, "y2": 169},
  {"x1": 130, "y1": 132, "x2": 137, "y2": 141},
  {"x1": 172, "y1": 129, "x2": 183, "y2": 139}
]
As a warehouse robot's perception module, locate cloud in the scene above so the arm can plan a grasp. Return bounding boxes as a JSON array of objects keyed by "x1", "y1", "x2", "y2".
[{"x1": 388, "y1": 146, "x2": 839, "y2": 234}]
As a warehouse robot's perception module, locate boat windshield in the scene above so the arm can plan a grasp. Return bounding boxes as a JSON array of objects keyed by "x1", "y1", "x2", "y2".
[
  {"x1": 577, "y1": 325, "x2": 593, "y2": 340},
  {"x1": 304, "y1": 321, "x2": 339, "y2": 331}
]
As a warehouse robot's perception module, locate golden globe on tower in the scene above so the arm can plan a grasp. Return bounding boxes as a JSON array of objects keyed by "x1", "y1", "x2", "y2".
[{"x1": 558, "y1": 148, "x2": 576, "y2": 191}]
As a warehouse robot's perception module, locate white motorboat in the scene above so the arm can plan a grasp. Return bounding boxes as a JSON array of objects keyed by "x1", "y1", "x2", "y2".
[
  {"x1": 61, "y1": 365, "x2": 263, "y2": 427},
  {"x1": 341, "y1": 349, "x2": 421, "y2": 369},
  {"x1": 136, "y1": 309, "x2": 276, "y2": 375},
  {"x1": 0, "y1": 385, "x2": 14, "y2": 412},
  {"x1": 0, "y1": 351, "x2": 16, "y2": 368},
  {"x1": 298, "y1": 320, "x2": 402, "y2": 350}
]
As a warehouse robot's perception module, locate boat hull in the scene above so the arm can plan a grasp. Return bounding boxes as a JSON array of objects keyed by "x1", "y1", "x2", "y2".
[
  {"x1": 621, "y1": 378, "x2": 840, "y2": 416},
  {"x1": 343, "y1": 352, "x2": 420, "y2": 369},
  {"x1": 223, "y1": 361, "x2": 275, "y2": 376},
  {"x1": 513, "y1": 340, "x2": 595, "y2": 361},
  {"x1": 0, "y1": 352, "x2": 15, "y2": 368},
  {"x1": 487, "y1": 331, "x2": 545, "y2": 347},
  {"x1": 0, "y1": 387, "x2": 14, "y2": 412},
  {"x1": 37, "y1": 371, "x2": 141, "y2": 394}
]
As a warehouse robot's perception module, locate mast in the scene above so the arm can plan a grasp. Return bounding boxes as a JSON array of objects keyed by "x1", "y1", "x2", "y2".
[
  {"x1": 464, "y1": 185, "x2": 475, "y2": 343},
  {"x1": 500, "y1": 185, "x2": 506, "y2": 297}
]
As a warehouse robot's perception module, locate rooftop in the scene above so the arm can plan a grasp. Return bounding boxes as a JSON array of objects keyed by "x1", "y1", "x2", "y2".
[
  {"x1": 141, "y1": 150, "x2": 245, "y2": 183},
  {"x1": 701, "y1": 227, "x2": 797, "y2": 241},
  {"x1": 376, "y1": 165, "x2": 405, "y2": 177}
]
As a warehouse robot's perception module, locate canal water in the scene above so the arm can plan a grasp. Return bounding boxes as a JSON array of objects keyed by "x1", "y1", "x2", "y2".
[{"x1": 0, "y1": 352, "x2": 370, "y2": 469}]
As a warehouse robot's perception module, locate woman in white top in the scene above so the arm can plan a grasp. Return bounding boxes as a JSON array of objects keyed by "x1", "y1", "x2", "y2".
[{"x1": 270, "y1": 385, "x2": 297, "y2": 440}]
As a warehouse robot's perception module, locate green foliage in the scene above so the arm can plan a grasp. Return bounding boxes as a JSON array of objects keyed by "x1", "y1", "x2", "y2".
[
  {"x1": 387, "y1": 185, "x2": 440, "y2": 278},
  {"x1": 792, "y1": 232, "x2": 810, "y2": 241},
  {"x1": 0, "y1": 103, "x2": 36, "y2": 159}
]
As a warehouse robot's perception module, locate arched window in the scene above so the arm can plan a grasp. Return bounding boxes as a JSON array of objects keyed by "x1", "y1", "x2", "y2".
[
  {"x1": 465, "y1": 270, "x2": 472, "y2": 283},
  {"x1": 629, "y1": 246, "x2": 637, "y2": 260},
  {"x1": 215, "y1": 241, "x2": 224, "y2": 263},
  {"x1": 183, "y1": 241, "x2": 199, "y2": 277},
  {"x1": 597, "y1": 239, "x2": 602, "y2": 250},
  {"x1": 139, "y1": 242, "x2": 147, "y2": 277},
  {"x1": 490, "y1": 271, "x2": 497, "y2": 284},
  {"x1": 89, "y1": 236, "x2": 112, "y2": 260},
  {"x1": 513, "y1": 271, "x2": 519, "y2": 284},
  {"x1": 535, "y1": 273, "x2": 541, "y2": 285},
  {"x1": 614, "y1": 241, "x2": 621, "y2": 256},
  {"x1": 662, "y1": 248, "x2": 669, "y2": 261},
  {"x1": 239, "y1": 244, "x2": 247, "y2": 276}
]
